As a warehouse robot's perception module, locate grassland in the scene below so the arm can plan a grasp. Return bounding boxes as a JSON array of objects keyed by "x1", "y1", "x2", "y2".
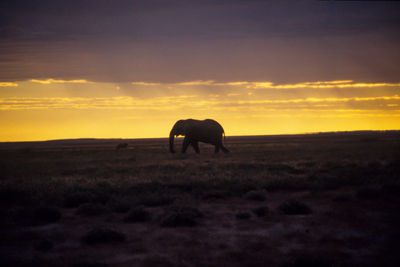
[{"x1": 1, "y1": 132, "x2": 400, "y2": 266}]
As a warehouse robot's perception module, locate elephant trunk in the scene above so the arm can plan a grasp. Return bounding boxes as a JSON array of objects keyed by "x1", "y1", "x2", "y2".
[{"x1": 169, "y1": 129, "x2": 176, "y2": 153}]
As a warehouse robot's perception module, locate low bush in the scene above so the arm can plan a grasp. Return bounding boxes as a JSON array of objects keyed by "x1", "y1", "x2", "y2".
[
  {"x1": 244, "y1": 190, "x2": 267, "y2": 201},
  {"x1": 252, "y1": 206, "x2": 269, "y2": 217},
  {"x1": 81, "y1": 227, "x2": 126, "y2": 245},
  {"x1": 123, "y1": 208, "x2": 151, "y2": 223},
  {"x1": 34, "y1": 239, "x2": 54, "y2": 252},
  {"x1": 109, "y1": 199, "x2": 131, "y2": 213},
  {"x1": 159, "y1": 206, "x2": 203, "y2": 227},
  {"x1": 282, "y1": 254, "x2": 335, "y2": 267},
  {"x1": 381, "y1": 184, "x2": 400, "y2": 196},
  {"x1": 76, "y1": 203, "x2": 107, "y2": 216},
  {"x1": 236, "y1": 212, "x2": 251, "y2": 220},
  {"x1": 63, "y1": 192, "x2": 91, "y2": 208},
  {"x1": 71, "y1": 260, "x2": 108, "y2": 267},
  {"x1": 332, "y1": 194, "x2": 352, "y2": 202},
  {"x1": 137, "y1": 193, "x2": 175, "y2": 207},
  {"x1": 33, "y1": 206, "x2": 62, "y2": 224},
  {"x1": 356, "y1": 187, "x2": 381, "y2": 200},
  {"x1": 278, "y1": 199, "x2": 312, "y2": 215}
]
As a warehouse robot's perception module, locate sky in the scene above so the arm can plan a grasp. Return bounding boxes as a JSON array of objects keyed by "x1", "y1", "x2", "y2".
[{"x1": 1, "y1": 0, "x2": 400, "y2": 141}]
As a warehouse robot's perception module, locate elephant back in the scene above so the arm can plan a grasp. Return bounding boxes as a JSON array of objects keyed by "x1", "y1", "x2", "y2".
[{"x1": 203, "y1": 119, "x2": 225, "y2": 134}]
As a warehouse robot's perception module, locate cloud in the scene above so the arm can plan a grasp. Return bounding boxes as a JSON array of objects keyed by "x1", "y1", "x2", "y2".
[
  {"x1": 30, "y1": 79, "x2": 92, "y2": 84},
  {"x1": 0, "y1": 82, "x2": 18, "y2": 87},
  {"x1": 0, "y1": 95, "x2": 198, "y2": 110},
  {"x1": 128, "y1": 79, "x2": 400, "y2": 90},
  {"x1": 1, "y1": 94, "x2": 399, "y2": 111},
  {"x1": 131, "y1": 81, "x2": 161, "y2": 86},
  {"x1": 247, "y1": 81, "x2": 400, "y2": 89},
  {"x1": 174, "y1": 80, "x2": 215, "y2": 86},
  {"x1": 234, "y1": 95, "x2": 400, "y2": 105}
]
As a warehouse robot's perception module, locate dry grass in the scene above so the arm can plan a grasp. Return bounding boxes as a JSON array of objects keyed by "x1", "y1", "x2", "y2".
[{"x1": 0, "y1": 132, "x2": 399, "y2": 266}]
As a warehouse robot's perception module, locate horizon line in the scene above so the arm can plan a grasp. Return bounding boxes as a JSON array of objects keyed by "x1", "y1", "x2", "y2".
[{"x1": 1, "y1": 129, "x2": 400, "y2": 143}]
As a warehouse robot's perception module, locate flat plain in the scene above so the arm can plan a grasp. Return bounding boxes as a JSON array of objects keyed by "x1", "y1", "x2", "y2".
[{"x1": 1, "y1": 132, "x2": 400, "y2": 266}]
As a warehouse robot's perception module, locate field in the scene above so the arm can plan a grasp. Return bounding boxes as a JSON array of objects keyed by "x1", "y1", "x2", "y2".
[{"x1": 1, "y1": 132, "x2": 400, "y2": 267}]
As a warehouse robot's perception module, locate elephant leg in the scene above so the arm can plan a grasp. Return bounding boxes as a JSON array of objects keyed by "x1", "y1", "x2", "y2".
[
  {"x1": 182, "y1": 136, "x2": 191, "y2": 153},
  {"x1": 221, "y1": 145, "x2": 230, "y2": 153},
  {"x1": 191, "y1": 141, "x2": 200, "y2": 153}
]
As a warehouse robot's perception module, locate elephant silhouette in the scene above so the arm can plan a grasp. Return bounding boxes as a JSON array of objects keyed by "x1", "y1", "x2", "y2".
[{"x1": 169, "y1": 119, "x2": 229, "y2": 154}]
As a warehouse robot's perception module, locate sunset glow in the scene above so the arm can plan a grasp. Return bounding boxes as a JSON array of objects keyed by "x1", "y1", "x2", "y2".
[{"x1": 1, "y1": 78, "x2": 399, "y2": 141}]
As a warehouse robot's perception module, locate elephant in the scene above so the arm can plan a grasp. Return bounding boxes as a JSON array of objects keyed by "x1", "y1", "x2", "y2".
[{"x1": 169, "y1": 119, "x2": 229, "y2": 154}]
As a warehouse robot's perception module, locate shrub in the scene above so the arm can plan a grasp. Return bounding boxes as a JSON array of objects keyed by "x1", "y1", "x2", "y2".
[
  {"x1": 356, "y1": 187, "x2": 381, "y2": 200},
  {"x1": 252, "y1": 206, "x2": 269, "y2": 217},
  {"x1": 236, "y1": 212, "x2": 251, "y2": 220},
  {"x1": 33, "y1": 207, "x2": 62, "y2": 224},
  {"x1": 282, "y1": 254, "x2": 334, "y2": 267},
  {"x1": 202, "y1": 190, "x2": 229, "y2": 200},
  {"x1": 63, "y1": 192, "x2": 91, "y2": 208},
  {"x1": 141, "y1": 256, "x2": 175, "y2": 267},
  {"x1": 35, "y1": 239, "x2": 54, "y2": 252},
  {"x1": 332, "y1": 194, "x2": 352, "y2": 202},
  {"x1": 71, "y1": 260, "x2": 108, "y2": 267},
  {"x1": 381, "y1": 184, "x2": 400, "y2": 196},
  {"x1": 0, "y1": 187, "x2": 33, "y2": 205},
  {"x1": 137, "y1": 193, "x2": 175, "y2": 207},
  {"x1": 81, "y1": 227, "x2": 126, "y2": 245},
  {"x1": 244, "y1": 190, "x2": 266, "y2": 201},
  {"x1": 123, "y1": 208, "x2": 151, "y2": 223},
  {"x1": 109, "y1": 199, "x2": 131, "y2": 213},
  {"x1": 159, "y1": 206, "x2": 203, "y2": 227},
  {"x1": 278, "y1": 199, "x2": 312, "y2": 215},
  {"x1": 76, "y1": 203, "x2": 107, "y2": 216}
]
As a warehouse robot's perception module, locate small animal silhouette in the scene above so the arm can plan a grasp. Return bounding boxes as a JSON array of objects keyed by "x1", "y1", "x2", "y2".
[{"x1": 116, "y1": 143, "x2": 128, "y2": 150}]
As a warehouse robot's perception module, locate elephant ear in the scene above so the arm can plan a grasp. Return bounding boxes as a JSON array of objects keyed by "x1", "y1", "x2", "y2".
[
  {"x1": 179, "y1": 123, "x2": 188, "y2": 135},
  {"x1": 181, "y1": 120, "x2": 195, "y2": 135}
]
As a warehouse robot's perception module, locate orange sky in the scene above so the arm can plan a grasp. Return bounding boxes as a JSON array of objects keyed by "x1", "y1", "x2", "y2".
[{"x1": 1, "y1": 79, "x2": 399, "y2": 141}]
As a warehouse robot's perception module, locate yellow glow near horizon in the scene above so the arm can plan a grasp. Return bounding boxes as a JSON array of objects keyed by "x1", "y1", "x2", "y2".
[{"x1": 0, "y1": 79, "x2": 399, "y2": 141}]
